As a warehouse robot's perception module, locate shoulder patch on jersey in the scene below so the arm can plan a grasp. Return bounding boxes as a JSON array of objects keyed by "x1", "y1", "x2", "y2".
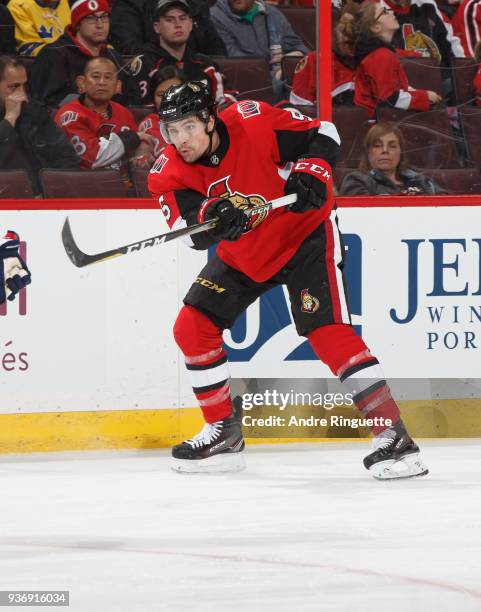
[
  {"x1": 127, "y1": 55, "x2": 143, "y2": 77},
  {"x1": 236, "y1": 100, "x2": 260, "y2": 119},
  {"x1": 140, "y1": 117, "x2": 153, "y2": 131},
  {"x1": 59, "y1": 110, "x2": 78, "y2": 126},
  {"x1": 151, "y1": 153, "x2": 169, "y2": 174}
]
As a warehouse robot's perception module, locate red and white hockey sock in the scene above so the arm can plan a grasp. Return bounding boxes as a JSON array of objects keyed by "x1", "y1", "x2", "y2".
[
  {"x1": 173, "y1": 305, "x2": 232, "y2": 423},
  {"x1": 308, "y1": 324, "x2": 401, "y2": 434}
]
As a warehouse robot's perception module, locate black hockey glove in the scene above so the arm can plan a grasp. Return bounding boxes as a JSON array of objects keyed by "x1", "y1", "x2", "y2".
[
  {"x1": 198, "y1": 198, "x2": 248, "y2": 241},
  {"x1": 0, "y1": 230, "x2": 31, "y2": 304},
  {"x1": 284, "y1": 157, "x2": 331, "y2": 213}
]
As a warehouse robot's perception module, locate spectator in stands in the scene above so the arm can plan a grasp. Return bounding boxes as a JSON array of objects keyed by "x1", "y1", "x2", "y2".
[
  {"x1": 210, "y1": 0, "x2": 309, "y2": 58},
  {"x1": 130, "y1": 0, "x2": 234, "y2": 105},
  {"x1": 0, "y1": 55, "x2": 79, "y2": 195},
  {"x1": 0, "y1": 4, "x2": 16, "y2": 53},
  {"x1": 138, "y1": 65, "x2": 186, "y2": 161},
  {"x1": 349, "y1": 2, "x2": 442, "y2": 117},
  {"x1": 29, "y1": 0, "x2": 136, "y2": 107},
  {"x1": 7, "y1": 0, "x2": 70, "y2": 56},
  {"x1": 110, "y1": 0, "x2": 226, "y2": 56},
  {"x1": 451, "y1": 0, "x2": 481, "y2": 57},
  {"x1": 339, "y1": 122, "x2": 443, "y2": 195},
  {"x1": 54, "y1": 57, "x2": 154, "y2": 170},
  {"x1": 290, "y1": 10, "x2": 355, "y2": 106},
  {"x1": 382, "y1": 0, "x2": 465, "y2": 66}
]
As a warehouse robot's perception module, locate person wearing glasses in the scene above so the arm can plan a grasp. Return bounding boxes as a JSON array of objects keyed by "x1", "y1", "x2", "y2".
[
  {"x1": 347, "y1": 1, "x2": 442, "y2": 117},
  {"x1": 29, "y1": 0, "x2": 137, "y2": 108}
]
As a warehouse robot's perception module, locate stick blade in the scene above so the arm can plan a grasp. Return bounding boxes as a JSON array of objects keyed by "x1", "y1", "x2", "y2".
[{"x1": 62, "y1": 217, "x2": 94, "y2": 268}]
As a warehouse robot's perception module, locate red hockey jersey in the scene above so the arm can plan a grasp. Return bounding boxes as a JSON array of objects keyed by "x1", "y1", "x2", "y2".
[
  {"x1": 290, "y1": 51, "x2": 354, "y2": 106},
  {"x1": 55, "y1": 98, "x2": 138, "y2": 169},
  {"x1": 354, "y1": 46, "x2": 430, "y2": 117},
  {"x1": 148, "y1": 101, "x2": 339, "y2": 282},
  {"x1": 138, "y1": 112, "x2": 167, "y2": 158},
  {"x1": 452, "y1": 0, "x2": 481, "y2": 57}
]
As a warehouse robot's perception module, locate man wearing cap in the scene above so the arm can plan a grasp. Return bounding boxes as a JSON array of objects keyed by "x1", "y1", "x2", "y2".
[
  {"x1": 131, "y1": 0, "x2": 234, "y2": 106},
  {"x1": 29, "y1": 0, "x2": 136, "y2": 107},
  {"x1": 110, "y1": 0, "x2": 226, "y2": 57}
]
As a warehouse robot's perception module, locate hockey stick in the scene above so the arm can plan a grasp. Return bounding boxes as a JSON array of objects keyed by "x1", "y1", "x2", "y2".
[{"x1": 61, "y1": 193, "x2": 297, "y2": 268}]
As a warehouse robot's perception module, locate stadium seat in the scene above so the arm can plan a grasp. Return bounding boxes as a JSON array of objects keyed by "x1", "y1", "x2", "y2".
[
  {"x1": 376, "y1": 107, "x2": 462, "y2": 168},
  {"x1": 400, "y1": 58, "x2": 443, "y2": 95},
  {"x1": 333, "y1": 106, "x2": 371, "y2": 167},
  {"x1": 278, "y1": 8, "x2": 315, "y2": 50},
  {"x1": 40, "y1": 169, "x2": 129, "y2": 198},
  {"x1": 451, "y1": 58, "x2": 479, "y2": 106},
  {"x1": 129, "y1": 106, "x2": 153, "y2": 125},
  {"x1": 215, "y1": 58, "x2": 273, "y2": 103},
  {"x1": 459, "y1": 107, "x2": 481, "y2": 168},
  {"x1": 0, "y1": 169, "x2": 34, "y2": 198},
  {"x1": 333, "y1": 167, "x2": 353, "y2": 191},
  {"x1": 131, "y1": 167, "x2": 150, "y2": 198},
  {"x1": 424, "y1": 168, "x2": 481, "y2": 194}
]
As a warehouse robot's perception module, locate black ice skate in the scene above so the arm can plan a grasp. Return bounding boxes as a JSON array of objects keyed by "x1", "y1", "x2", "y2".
[
  {"x1": 171, "y1": 403, "x2": 245, "y2": 473},
  {"x1": 363, "y1": 424, "x2": 428, "y2": 480}
]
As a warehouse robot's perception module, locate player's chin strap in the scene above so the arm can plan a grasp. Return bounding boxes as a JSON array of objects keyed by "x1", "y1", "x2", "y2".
[{"x1": 201, "y1": 113, "x2": 217, "y2": 159}]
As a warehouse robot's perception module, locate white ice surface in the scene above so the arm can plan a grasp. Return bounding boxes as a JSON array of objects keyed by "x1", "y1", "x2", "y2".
[{"x1": 1, "y1": 440, "x2": 481, "y2": 612}]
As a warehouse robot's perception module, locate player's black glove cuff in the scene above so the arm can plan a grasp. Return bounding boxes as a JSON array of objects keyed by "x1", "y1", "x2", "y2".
[
  {"x1": 198, "y1": 198, "x2": 248, "y2": 241},
  {"x1": 284, "y1": 157, "x2": 331, "y2": 214}
]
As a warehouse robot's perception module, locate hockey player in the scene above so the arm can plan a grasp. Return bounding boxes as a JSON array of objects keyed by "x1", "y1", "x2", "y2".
[
  {"x1": 0, "y1": 230, "x2": 31, "y2": 304},
  {"x1": 148, "y1": 81, "x2": 429, "y2": 480}
]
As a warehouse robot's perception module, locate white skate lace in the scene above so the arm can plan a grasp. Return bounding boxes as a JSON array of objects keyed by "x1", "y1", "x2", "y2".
[
  {"x1": 372, "y1": 428, "x2": 396, "y2": 451},
  {"x1": 185, "y1": 421, "x2": 223, "y2": 449}
]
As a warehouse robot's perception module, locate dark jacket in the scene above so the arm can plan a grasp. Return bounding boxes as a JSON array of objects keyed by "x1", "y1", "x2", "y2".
[
  {"x1": 339, "y1": 168, "x2": 443, "y2": 196},
  {"x1": 28, "y1": 29, "x2": 137, "y2": 107},
  {"x1": 210, "y1": 0, "x2": 309, "y2": 58},
  {"x1": 0, "y1": 4, "x2": 16, "y2": 54},
  {"x1": 0, "y1": 100, "x2": 80, "y2": 194},
  {"x1": 130, "y1": 43, "x2": 231, "y2": 104},
  {"x1": 110, "y1": 0, "x2": 226, "y2": 56}
]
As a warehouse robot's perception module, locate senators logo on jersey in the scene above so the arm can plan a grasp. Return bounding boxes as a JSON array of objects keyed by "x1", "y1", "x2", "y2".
[
  {"x1": 300, "y1": 289, "x2": 320, "y2": 313},
  {"x1": 208, "y1": 177, "x2": 268, "y2": 231}
]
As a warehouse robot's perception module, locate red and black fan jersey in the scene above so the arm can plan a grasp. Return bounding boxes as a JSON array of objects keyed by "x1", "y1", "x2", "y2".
[{"x1": 55, "y1": 98, "x2": 138, "y2": 169}]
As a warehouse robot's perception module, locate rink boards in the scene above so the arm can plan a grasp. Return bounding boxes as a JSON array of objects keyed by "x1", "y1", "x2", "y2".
[{"x1": 0, "y1": 200, "x2": 480, "y2": 452}]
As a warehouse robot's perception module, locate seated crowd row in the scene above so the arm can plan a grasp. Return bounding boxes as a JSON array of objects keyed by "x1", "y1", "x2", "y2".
[
  {"x1": 2, "y1": 0, "x2": 481, "y2": 198},
  {"x1": 2, "y1": 52, "x2": 480, "y2": 198},
  {"x1": 1, "y1": 0, "x2": 481, "y2": 110}
]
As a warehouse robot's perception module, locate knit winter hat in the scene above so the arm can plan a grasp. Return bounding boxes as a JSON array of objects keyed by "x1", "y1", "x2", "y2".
[{"x1": 70, "y1": 0, "x2": 111, "y2": 30}]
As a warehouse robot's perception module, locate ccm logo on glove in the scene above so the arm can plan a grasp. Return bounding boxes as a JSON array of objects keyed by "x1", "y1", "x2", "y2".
[{"x1": 292, "y1": 159, "x2": 331, "y2": 182}]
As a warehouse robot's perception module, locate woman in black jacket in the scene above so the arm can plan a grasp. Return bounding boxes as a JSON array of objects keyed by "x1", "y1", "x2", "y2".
[{"x1": 339, "y1": 122, "x2": 443, "y2": 196}]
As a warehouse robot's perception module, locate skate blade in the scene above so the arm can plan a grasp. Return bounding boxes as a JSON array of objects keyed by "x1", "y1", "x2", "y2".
[
  {"x1": 171, "y1": 452, "x2": 246, "y2": 474},
  {"x1": 369, "y1": 452, "x2": 429, "y2": 480}
]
